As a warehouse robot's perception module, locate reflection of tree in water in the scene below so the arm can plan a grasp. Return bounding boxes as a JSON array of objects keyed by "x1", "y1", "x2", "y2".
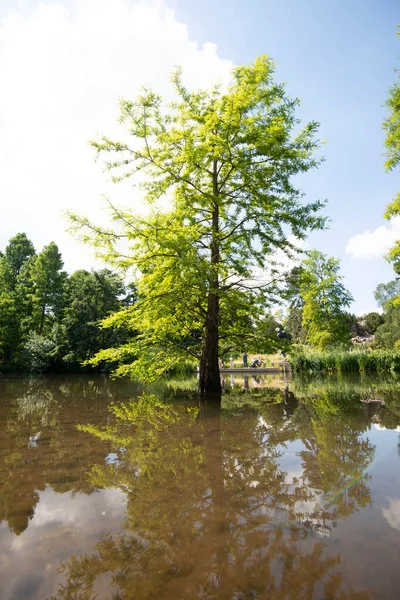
[
  {"x1": 294, "y1": 394, "x2": 375, "y2": 526},
  {"x1": 0, "y1": 375, "x2": 125, "y2": 535},
  {"x1": 49, "y1": 392, "x2": 373, "y2": 600}
]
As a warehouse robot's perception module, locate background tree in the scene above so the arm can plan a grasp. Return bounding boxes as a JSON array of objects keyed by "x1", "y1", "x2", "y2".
[
  {"x1": 22, "y1": 330, "x2": 62, "y2": 373},
  {"x1": 25, "y1": 242, "x2": 67, "y2": 335},
  {"x1": 3, "y1": 232, "x2": 35, "y2": 289},
  {"x1": 61, "y1": 269, "x2": 127, "y2": 367},
  {"x1": 0, "y1": 233, "x2": 36, "y2": 363},
  {"x1": 71, "y1": 55, "x2": 326, "y2": 393},
  {"x1": 299, "y1": 250, "x2": 353, "y2": 349},
  {"x1": 283, "y1": 266, "x2": 307, "y2": 343},
  {"x1": 0, "y1": 269, "x2": 18, "y2": 364},
  {"x1": 374, "y1": 279, "x2": 400, "y2": 308},
  {"x1": 246, "y1": 311, "x2": 282, "y2": 354},
  {"x1": 374, "y1": 303, "x2": 400, "y2": 349},
  {"x1": 361, "y1": 311, "x2": 384, "y2": 335},
  {"x1": 0, "y1": 233, "x2": 133, "y2": 372},
  {"x1": 372, "y1": 278, "x2": 400, "y2": 349}
]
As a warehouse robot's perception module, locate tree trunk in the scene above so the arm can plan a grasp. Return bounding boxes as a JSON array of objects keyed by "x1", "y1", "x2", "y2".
[
  {"x1": 199, "y1": 289, "x2": 221, "y2": 394},
  {"x1": 199, "y1": 160, "x2": 221, "y2": 395}
]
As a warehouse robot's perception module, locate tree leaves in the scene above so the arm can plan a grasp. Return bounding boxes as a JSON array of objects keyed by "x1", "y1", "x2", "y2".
[
  {"x1": 71, "y1": 55, "x2": 326, "y2": 381},
  {"x1": 299, "y1": 251, "x2": 353, "y2": 350}
]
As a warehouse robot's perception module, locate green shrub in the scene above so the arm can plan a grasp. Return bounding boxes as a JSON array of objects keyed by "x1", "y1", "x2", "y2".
[{"x1": 290, "y1": 349, "x2": 400, "y2": 375}]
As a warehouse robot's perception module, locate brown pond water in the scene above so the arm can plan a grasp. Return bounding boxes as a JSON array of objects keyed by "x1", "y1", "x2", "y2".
[{"x1": 1, "y1": 373, "x2": 400, "y2": 599}]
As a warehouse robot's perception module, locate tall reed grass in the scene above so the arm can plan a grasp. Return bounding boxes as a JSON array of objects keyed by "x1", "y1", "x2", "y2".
[{"x1": 291, "y1": 350, "x2": 400, "y2": 375}]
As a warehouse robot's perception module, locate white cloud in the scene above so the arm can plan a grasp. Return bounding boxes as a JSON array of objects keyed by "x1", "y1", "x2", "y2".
[
  {"x1": 244, "y1": 236, "x2": 307, "y2": 289},
  {"x1": 382, "y1": 497, "x2": 400, "y2": 531},
  {"x1": 273, "y1": 235, "x2": 307, "y2": 270},
  {"x1": 1, "y1": 486, "x2": 127, "y2": 600},
  {"x1": 31, "y1": 487, "x2": 126, "y2": 529},
  {"x1": 374, "y1": 424, "x2": 400, "y2": 432},
  {"x1": 345, "y1": 217, "x2": 400, "y2": 259},
  {"x1": 0, "y1": 0, "x2": 233, "y2": 273}
]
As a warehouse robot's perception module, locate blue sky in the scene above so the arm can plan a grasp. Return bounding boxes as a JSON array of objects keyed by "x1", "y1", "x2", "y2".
[
  {"x1": 168, "y1": 0, "x2": 400, "y2": 313},
  {"x1": 0, "y1": 0, "x2": 399, "y2": 314}
]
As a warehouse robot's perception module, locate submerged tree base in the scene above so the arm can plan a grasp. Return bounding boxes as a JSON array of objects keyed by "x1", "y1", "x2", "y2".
[{"x1": 199, "y1": 391, "x2": 222, "y2": 405}]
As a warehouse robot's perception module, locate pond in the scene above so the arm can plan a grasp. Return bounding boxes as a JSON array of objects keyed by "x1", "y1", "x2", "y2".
[{"x1": 1, "y1": 373, "x2": 400, "y2": 599}]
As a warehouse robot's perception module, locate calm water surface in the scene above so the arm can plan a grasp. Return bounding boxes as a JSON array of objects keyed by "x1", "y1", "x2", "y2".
[{"x1": 1, "y1": 373, "x2": 400, "y2": 599}]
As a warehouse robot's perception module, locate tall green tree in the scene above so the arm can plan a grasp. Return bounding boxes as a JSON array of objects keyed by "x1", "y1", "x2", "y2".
[
  {"x1": 374, "y1": 302, "x2": 400, "y2": 349},
  {"x1": 383, "y1": 26, "x2": 400, "y2": 172},
  {"x1": 0, "y1": 233, "x2": 36, "y2": 363},
  {"x1": 362, "y1": 311, "x2": 384, "y2": 335},
  {"x1": 61, "y1": 269, "x2": 126, "y2": 365},
  {"x1": 0, "y1": 264, "x2": 18, "y2": 364},
  {"x1": 71, "y1": 56, "x2": 325, "y2": 393},
  {"x1": 3, "y1": 233, "x2": 35, "y2": 289},
  {"x1": 25, "y1": 242, "x2": 67, "y2": 335},
  {"x1": 299, "y1": 250, "x2": 353, "y2": 349},
  {"x1": 283, "y1": 266, "x2": 307, "y2": 343},
  {"x1": 382, "y1": 27, "x2": 400, "y2": 274}
]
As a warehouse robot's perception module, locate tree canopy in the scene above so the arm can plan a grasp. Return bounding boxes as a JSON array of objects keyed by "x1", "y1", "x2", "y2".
[
  {"x1": 0, "y1": 233, "x2": 133, "y2": 372},
  {"x1": 382, "y1": 27, "x2": 400, "y2": 274},
  {"x1": 71, "y1": 55, "x2": 326, "y2": 392},
  {"x1": 298, "y1": 250, "x2": 353, "y2": 349},
  {"x1": 374, "y1": 279, "x2": 400, "y2": 308}
]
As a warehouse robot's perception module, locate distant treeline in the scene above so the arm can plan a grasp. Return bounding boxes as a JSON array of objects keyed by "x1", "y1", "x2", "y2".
[
  {"x1": 2, "y1": 232, "x2": 400, "y2": 375},
  {"x1": 0, "y1": 233, "x2": 136, "y2": 372}
]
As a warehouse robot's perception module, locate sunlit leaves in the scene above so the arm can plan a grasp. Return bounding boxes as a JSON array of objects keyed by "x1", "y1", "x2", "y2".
[
  {"x1": 71, "y1": 55, "x2": 326, "y2": 381},
  {"x1": 382, "y1": 27, "x2": 400, "y2": 275},
  {"x1": 299, "y1": 250, "x2": 353, "y2": 349}
]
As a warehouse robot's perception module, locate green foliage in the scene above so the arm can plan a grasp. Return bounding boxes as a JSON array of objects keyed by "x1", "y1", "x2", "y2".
[
  {"x1": 3, "y1": 232, "x2": 35, "y2": 288},
  {"x1": 283, "y1": 266, "x2": 307, "y2": 342},
  {"x1": 284, "y1": 305, "x2": 305, "y2": 341},
  {"x1": 0, "y1": 234, "x2": 36, "y2": 363},
  {"x1": 0, "y1": 285, "x2": 18, "y2": 364},
  {"x1": 291, "y1": 349, "x2": 400, "y2": 374},
  {"x1": 0, "y1": 234, "x2": 133, "y2": 372},
  {"x1": 382, "y1": 27, "x2": 400, "y2": 272},
  {"x1": 362, "y1": 312, "x2": 384, "y2": 335},
  {"x1": 247, "y1": 312, "x2": 282, "y2": 353},
  {"x1": 22, "y1": 330, "x2": 60, "y2": 372},
  {"x1": 69, "y1": 55, "x2": 326, "y2": 389},
  {"x1": 374, "y1": 279, "x2": 400, "y2": 308},
  {"x1": 299, "y1": 250, "x2": 353, "y2": 349},
  {"x1": 383, "y1": 26, "x2": 400, "y2": 173},
  {"x1": 24, "y1": 242, "x2": 67, "y2": 335},
  {"x1": 50, "y1": 386, "x2": 373, "y2": 600},
  {"x1": 374, "y1": 301, "x2": 400, "y2": 349},
  {"x1": 61, "y1": 269, "x2": 127, "y2": 367}
]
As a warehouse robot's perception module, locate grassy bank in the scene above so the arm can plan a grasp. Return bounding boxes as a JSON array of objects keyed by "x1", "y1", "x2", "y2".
[{"x1": 291, "y1": 350, "x2": 400, "y2": 374}]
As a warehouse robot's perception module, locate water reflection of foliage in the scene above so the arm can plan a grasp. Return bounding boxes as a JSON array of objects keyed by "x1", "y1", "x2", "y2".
[
  {"x1": 0, "y1": 375, "x2": 128, "y2": 535},
  {"x1": 293, "y1": 374, "x2": 400, "y2": 436},
  {"x1": 50, "y1": 393, "x2": 373, "y2": 600},
  {"x1": 292, "y1": 372, "x2": 400, "y2": 400}
]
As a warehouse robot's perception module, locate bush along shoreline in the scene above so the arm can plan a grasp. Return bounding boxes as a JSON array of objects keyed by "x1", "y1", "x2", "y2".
[{"x1": 290, "y1": 350, "x2": 400, "y2": 375}]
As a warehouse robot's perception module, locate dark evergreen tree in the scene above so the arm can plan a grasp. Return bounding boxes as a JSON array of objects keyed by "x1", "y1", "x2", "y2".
[{"x1": 61, "y1": 269, "x2": 127, "y2": 367}]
